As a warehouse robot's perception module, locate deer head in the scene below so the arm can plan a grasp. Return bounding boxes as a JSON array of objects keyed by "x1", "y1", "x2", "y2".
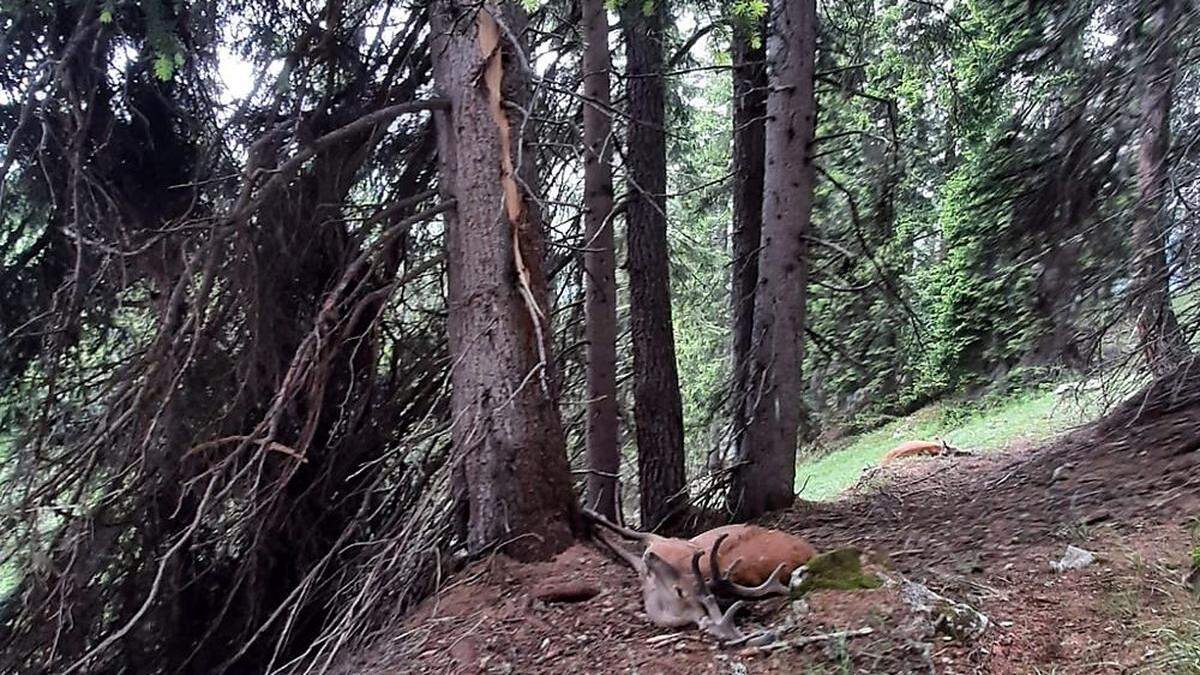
[
  {"x1": 585, "y1": 509, "x2": 812, "y2": 642},
  {"x1": 639, "y1": 546, "x2": 746, "y2": 641}
]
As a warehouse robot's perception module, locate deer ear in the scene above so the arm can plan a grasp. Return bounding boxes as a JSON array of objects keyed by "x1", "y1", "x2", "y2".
[{"x1": 643, "y1": 551, "x2": 680, "y2": 583}]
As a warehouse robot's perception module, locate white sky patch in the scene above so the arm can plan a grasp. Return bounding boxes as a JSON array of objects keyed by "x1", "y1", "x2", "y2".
[
  {"x1": 1082, "y1": 7, "x2": 1119, "y2": 57},
  {"x1": 216, "y1": 46, "x2": 257, "y2": 102},
  {"x1": 111, "y1": 41, "x2": 137, "y2": 76},
  {"x1": 676, "y1": 11, "x2": 698, "y2": 41},
  {"x1": 362, "y1": 3, "x2": 407, "y2": 59},
  {"x1": 213, "y1": 12, "x2": 286, "y2": 108},
  {"x1": 215, "y1": 45, "x2": 285, "y2": 110},
  {"x1": 535, "y1": 48, "x2": 558, "y2": 77}
]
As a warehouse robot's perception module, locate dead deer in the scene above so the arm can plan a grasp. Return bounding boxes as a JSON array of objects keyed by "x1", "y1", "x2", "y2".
[
  {"x1": 880, "y1": 438, "x2": 969, "y2": 465},
  {"x1": 581, "y1": 508, "x2": 815, "y2": 641}
]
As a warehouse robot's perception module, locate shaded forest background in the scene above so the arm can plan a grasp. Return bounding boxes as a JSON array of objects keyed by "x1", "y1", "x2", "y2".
[{"x1": 0, "y1": 0, "x2": 1195, "y2": 672}]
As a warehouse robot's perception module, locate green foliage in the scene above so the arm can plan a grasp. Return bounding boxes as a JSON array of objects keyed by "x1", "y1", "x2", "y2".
[
  {"x1": 657, "y1": 0, "x2": 1192, "y2": 475},
  {"x1": 798, "y1": 1, "x2": 932, "y2": 424},
  {"x1": 664, "y1": 0, "x2": 1144, "y2": 449},
  {"x1": 666, "y1": 51, "x2": 733, "y2": 466},
  {"x1": 139, "y1": 0, "x2": 187, "y2": 81},
  {"x1": 729, "y1": 0, "x2": 766, "y2": 20},
  {"x1": 728, "y1": 0, "x2": 766, "y2": 47},
  {"x1": 152, "y1": 52, "x2": 182, "y2": 81},
  {"x1": 803, "y1": 0, "x2": 1130, "y2": 425},
  {"x1": 915, "y1": 151, "x2": 1039, "y2": 393}
]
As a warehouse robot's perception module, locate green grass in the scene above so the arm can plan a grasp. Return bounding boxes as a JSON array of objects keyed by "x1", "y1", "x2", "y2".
[
  {"x1": 795, "y1": 386, "x2": 1101, "y2": 501},
  {"x1": 1149, "y1": 619, "x2": 1200, "y2": 674}
]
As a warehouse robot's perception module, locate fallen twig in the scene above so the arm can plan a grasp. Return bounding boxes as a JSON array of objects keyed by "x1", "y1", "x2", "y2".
[
  {"x1": 750, "y1": 626, "x2": 875, "y2": 652},
  {"x1": 645, "y1": 632, "x2": 692, "y2": 646}
]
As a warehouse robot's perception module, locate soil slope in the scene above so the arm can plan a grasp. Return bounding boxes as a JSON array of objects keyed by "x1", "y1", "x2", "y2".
[{"x1": 355, "y1": 368, "x2": 1200, "y2": 674}]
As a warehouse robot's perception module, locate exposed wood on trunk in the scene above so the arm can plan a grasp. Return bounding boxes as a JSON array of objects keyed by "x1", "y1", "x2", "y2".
[
  {"x1": 727, "y1": 15, "x2": 768, "y2": 471},
  {"x1": 430, "y1": 0, "x2": 576, "y2": 561},
  {"x1": 1133, "y1": 0, "x2": 1189, "y2": 376},
  {"x1": 581, "y1": 0, "x2": 621, "y2": 520},
  {"x1": 621, "y1": 0, "x2": 687, "y2": 530},
  {"x1": 731, "y1": 0, "x2": 817, "y2": 520}
]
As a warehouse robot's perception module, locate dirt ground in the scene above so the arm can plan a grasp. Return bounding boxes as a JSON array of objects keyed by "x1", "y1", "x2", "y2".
[{"x1": 357, "y1": 383, "x2": 1200, "y2": 674}]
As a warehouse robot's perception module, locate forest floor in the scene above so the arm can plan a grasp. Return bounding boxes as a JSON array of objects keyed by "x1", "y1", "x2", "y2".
[{"x1": 361, "y1": 386, "x2": 1200, "y2": 674}]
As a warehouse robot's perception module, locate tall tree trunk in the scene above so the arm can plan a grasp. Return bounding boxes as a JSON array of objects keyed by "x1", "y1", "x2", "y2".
[
  {"x1": 727, "y1": 15, "x2": 768, "y2": 471},
  {"x1": 430, "y1": 0, "x2": 576, "y2": 561},
  {"x1": 581, "y1": 0, "x2": 620, "y2": 520},
  {"x1": 1026, "y1": 110, "x2": 1095, "y2": 370},
  {"x1": 730, "y1": 0, "x2": 817, "y2": 520},
  {"x1": 1133, "y1": 0, "x2": 1189, "y2": 376},
  {"x1": 621, "y1": 0, "x2": 686, "y2": 530}
]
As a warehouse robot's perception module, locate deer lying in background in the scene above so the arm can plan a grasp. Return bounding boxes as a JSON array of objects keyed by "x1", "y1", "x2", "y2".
[
  {"x1": 581, "y1": 508, "x2": 815, "y2": 641},
  {"x1": 880, "y1": 438, "x2": 969, "y2": 465}
]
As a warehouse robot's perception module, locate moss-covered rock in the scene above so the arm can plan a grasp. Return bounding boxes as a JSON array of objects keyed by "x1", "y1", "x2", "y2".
[{"x1": 789, "y1": 548, "x2": 882, "y2": 597}]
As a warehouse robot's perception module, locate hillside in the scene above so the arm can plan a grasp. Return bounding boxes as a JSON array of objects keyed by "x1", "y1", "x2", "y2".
[
  {"x1": 796, "y1": 382, "x2": 1108, "y2": 501},
  {"x1": 361, "y1": 370, "x2": 1200, "y2": 674}
]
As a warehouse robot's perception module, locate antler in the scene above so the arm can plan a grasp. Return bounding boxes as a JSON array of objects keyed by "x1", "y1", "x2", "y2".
[
  {"x1": 706, "y1": 534, "x2": 790, "y2": 598},
  {"x1": 689, "y1": 548, "x2": 745, "y2": 641}
]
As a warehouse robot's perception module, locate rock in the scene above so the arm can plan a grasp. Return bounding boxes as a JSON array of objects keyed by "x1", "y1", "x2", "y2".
[
  {"x1": 1050, "y1": 463, "x2": 1072, "y2": 482},
  {"x1": 530, "y1": 579, "x2": 601, "y2": 603},
  {"x1": 1049, "y1": 545, "x2": 1096, "y2": 573},
  {"x1": 788, "y1": 597, "x2": 811, "y2": 618},
  {"x1": 901, "y1": 580, "x2": 989, "y2": 641}
]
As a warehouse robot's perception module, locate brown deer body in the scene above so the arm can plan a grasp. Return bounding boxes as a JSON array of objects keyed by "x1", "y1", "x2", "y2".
[
  {"x1": 670, "y1": 524, "x2": 815, "y2": 587},
  {"x1": 582, "y1": 509, "x2": 815, "y2": 641},
  {"x1": 880, "y1": 439, "x2": 968, "y2": 465}
]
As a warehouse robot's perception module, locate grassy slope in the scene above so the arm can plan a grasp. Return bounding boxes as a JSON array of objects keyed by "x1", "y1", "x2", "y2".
[{"x1": 796, "y1": 386, "x2": 1104, "y2": 501}]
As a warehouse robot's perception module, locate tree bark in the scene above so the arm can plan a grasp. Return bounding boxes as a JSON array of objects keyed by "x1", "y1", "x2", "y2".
[
  {"x1": 728, "y1": 15, "x2": 768, "y2": 471},
  {"x1": 1133, "y1": 0, "x2": 1189, "y2": 376},
  {"x1": 621, "y1": 0, "x2": 687, "y2": 530},
  {"x1": 430, "y1": 0, "x2": 576, "y2": 561},
  {"x1": 730, "y1": 0, "x2": 817, "y2": 520},
  {"x1": 1025, "y1": 110, "x2": 1097, "y2": 370},
  {"x1": 581, "y1": 0, "x2": 621, "y2": 520}
]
